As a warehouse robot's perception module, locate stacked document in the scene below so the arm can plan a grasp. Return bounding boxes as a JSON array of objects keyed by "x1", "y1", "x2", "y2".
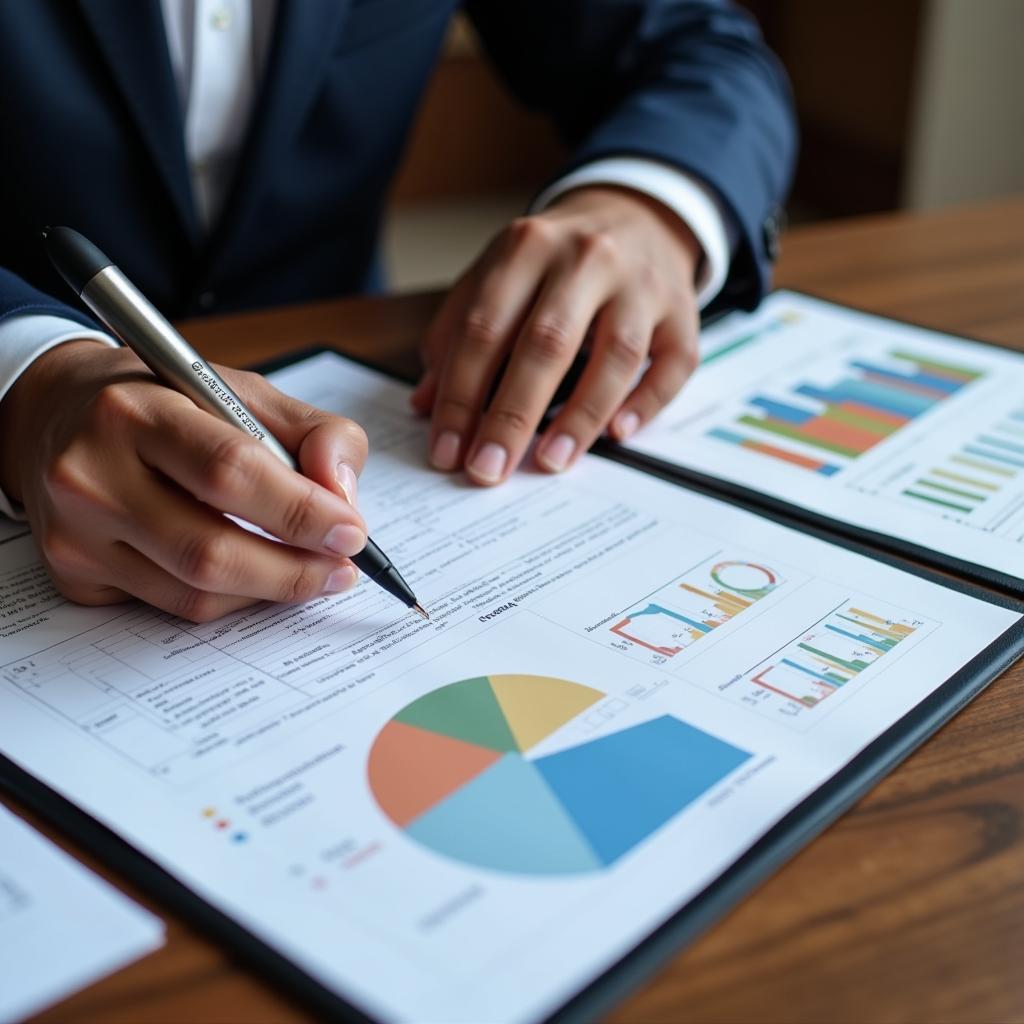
[
  {"x1": 0, "y1": 350, "x2": 1020, "y2": 1022},
  {"x1": 624, "y1": 291, "x2": 1024, "y2": 590},
  {"x1": 0, "y1": 803, "x2": 163, "y2": 1022}
]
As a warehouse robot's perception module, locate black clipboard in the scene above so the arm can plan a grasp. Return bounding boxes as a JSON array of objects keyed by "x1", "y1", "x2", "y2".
[
  {"x1": 608, "y1": 289, "x2": 1024, "y2": 597},
  {"x1": 2, "y1": 346, "x2": 1023, "y2": 1024}
]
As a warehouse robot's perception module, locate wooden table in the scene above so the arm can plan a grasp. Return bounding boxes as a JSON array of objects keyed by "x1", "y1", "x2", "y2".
[{"x1": 12, "y1": 196, "x2": 1024, "y2": 1024}]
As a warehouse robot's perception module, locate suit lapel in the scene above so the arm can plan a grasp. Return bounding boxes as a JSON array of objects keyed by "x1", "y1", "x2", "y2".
[
  {"x1": 204, "y1": 0, "x2": 351, "y2": 277},
  {"x1": 77, "y1": 0, "x2": 200, "y2": 245}
]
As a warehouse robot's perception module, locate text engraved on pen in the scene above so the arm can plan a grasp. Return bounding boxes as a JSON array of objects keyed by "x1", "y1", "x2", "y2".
[{"x1": 190, "y1": 361, "x2": 267, "y2": 440}]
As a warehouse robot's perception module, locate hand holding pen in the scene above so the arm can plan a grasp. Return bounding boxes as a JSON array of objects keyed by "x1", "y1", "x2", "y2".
[{"x1": 0, "y1": 227, "x2": 423, "y2": 622}]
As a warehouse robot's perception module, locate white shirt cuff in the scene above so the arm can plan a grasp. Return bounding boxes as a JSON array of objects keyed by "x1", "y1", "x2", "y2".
[
  {"x1": 531, "y1": 157, "x2": 737, "y2": 309},
  {"x1": 0, "y1": 314, "x2": 119, "y2": 521}
]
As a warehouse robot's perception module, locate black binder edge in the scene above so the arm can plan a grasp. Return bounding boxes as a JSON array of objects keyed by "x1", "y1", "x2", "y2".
[
  {"x1": 608, "y1": 288, "x2": 1024, "y2": 596},
  {"x1": 3, "y1": 345, "x2": 1023, "y2": 1024}
]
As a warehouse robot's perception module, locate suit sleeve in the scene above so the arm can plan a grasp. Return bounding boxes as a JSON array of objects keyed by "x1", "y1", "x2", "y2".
[
  {"x1": 0, "y1": 266, "x2": 102, "y2": 331},
  {"x1": 463, "y1": 0, "x2": 797, "y2": 312}
]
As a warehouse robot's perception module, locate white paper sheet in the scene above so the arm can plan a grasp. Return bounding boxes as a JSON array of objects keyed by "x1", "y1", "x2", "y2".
[
  {"x1": 0, "y1": 803, "x2": 164, "y2": 1022},
  {"x1": 0, "y1": 353, "x2": 1017, "y2": 1023},
  {"x1": 625, "y1": 290, "x2": 1024, "y2": 582},
  {"x1": 0, "y1": 520, "x2": 28, "y2": 544}
]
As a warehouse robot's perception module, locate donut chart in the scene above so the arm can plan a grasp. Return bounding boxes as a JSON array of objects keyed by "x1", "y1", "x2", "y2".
[{"x1": 368, "y1": 675, "x2": 751, "y2": 875}]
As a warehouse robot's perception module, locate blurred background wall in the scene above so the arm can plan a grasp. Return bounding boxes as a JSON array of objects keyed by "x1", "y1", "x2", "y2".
[{"x1": 384, "y1": 0, "x2": 1024, "y2": 291}]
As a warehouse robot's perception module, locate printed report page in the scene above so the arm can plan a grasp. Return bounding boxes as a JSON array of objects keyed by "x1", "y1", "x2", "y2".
[
  {"x1": 0, "y1": 354, "x2": 1018, "y2": 1023},
  {"x1": 625, "y1": 290, "x2": 1024, "y2": 581},
  {"x1": 0, "y1": 803, "x2": 164, "y2": 1022}
]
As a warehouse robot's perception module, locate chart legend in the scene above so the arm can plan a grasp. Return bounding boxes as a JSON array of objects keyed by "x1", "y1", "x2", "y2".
[{"x1": 368, "y1": 675, "x2": 750, "y2": 874}]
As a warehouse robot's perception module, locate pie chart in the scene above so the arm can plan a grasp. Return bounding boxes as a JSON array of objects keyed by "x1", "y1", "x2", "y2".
[{"x1": 368, "y1": 674, "x2": 751, "y2": 875}]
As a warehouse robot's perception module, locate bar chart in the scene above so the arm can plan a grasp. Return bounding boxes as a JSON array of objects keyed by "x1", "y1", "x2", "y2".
[
  {"x1": 900, "y1": 408, "x2": 1024, "y2": 517},
  {"x1": 710, "y1": 600, "x2": 926, "y2": 727},
  {"x1": 699, "y1": 310, "x2": 800, "y2": 365},
  {"x1": 628, "y1": 290, "x2": 1024, "y2": 581},
  {"x1": 707, "y1": 350, "x2": 984, "y2": 477},
  {"x1": 750, "y1": 605, "x2": 916, "y2": 707},
  {"x1": 848, "y1": 399, "x2": 1024, "y2": 544},
  {"x1": 609, "y1": 560, "x2": 780, "y2": 664}
]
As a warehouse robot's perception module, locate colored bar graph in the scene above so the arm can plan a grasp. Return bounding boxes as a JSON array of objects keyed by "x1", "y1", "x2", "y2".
[
  {"x1": 709, "y1": 349, "x2": 983, "y2": 476},
  {"x1": 963, "y1": 445, "x2": 1024, "y2": 468},
  {"x1": 797, "y1": 379, "x2": 937, "y2": 419},
  {"x1": 951, "y1": 453, "x2": 1015, "y2": 477},
  {"x1": 748, "y1": 603, "x2": 918, "y2": 707},
  {"x1": 610, "y1": 603, "x2": 708, "y2": 656},
  {"x1": 735, "y1": 413, "x2": 874, "y2": 457},
  {"x1": 900, "y1": 406, "x2": 1024, "y2": 520},
  {"x1": 849, "y1": 360, "x2": 965, "y2": 396},
  {"x1": 902, "y1": 490, "x2": 974, "y2": 513},
  {"x1": 824, "y1": 403, "x2": 904, "y2": 436},
  {"x1": 978, "y1": 434, "x2": 1024, "y2": 456},
  {"x1": 610, "y1": 560, "x2": 781, "y2": 661},
  {"x1": 889, "y1": 351, "x2": 981, "y2": 382},
  {"x1": 748, "y1": 396, "x2": 814, "y2": 424},
  {"x1": 701, "y1": 311, "x2": 800, "y2": 365},
  {"x1": 823, "y1": 624, "x2": 892, "y2": 652},
  {"x1": 706, "y1": 428, "x2": 841, "y2": 475}
]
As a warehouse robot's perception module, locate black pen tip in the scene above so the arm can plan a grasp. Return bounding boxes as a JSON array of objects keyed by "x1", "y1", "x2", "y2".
[{"x1": 413, "y1": 602, "x2": 430, "y2": 621}]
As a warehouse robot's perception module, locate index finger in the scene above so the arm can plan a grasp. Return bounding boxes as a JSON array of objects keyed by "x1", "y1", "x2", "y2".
[
  {"x1": 464, "y1": 261, "x2": 613, "y2": 485},
  {"x1": 426, "y1": 221, "x2": 557, "y2": 471},
  {"x1": 136, "y1": 399, "x2": 368, "y2": 558},
  {"x1": 220, "y1": 367, "x2": 369, "y2": 500}
]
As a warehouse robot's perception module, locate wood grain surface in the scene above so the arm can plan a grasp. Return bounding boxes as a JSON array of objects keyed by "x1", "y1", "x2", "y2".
[{"x1": 10, "y1": 196, "x2": 1024, "y2": 1024}]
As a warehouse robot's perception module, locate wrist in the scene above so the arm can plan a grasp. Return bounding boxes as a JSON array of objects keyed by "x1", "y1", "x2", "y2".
[{"x1": 0, "y1": 339, "x2": 112, "y2": 504}]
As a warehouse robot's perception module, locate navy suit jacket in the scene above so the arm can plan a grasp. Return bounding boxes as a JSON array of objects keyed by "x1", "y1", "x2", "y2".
[{"x1": 0, "y1": 0, "x2": 795, "y2": 337}]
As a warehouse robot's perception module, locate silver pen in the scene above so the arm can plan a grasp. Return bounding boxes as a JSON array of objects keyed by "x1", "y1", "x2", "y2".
[{"x1": 43, "y1": 226, "x2": 427, "y2": 619}]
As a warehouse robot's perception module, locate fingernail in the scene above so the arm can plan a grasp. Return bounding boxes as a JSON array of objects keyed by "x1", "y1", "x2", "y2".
[
  {"x1": 324, "y1": 566, "x2": 358, "y2": 594},
  {"x1": 431, "y1": 430, "x2": 461, "y2": 471},
  {"x1": 335, "y1": 462, "x2": 359, "y2": 506},
  {"x1": 324, "y1": 524, "x2": 366, "y2": 557},
  {"x1": 540, "y1": 433, "x2": 577, "y2": 472},
  {"x1": 615, "y1": 410, "x2": 640, "y2": 440},
  {"x1": 468, "y1": 442, "x2": 507, "y2": 484}
]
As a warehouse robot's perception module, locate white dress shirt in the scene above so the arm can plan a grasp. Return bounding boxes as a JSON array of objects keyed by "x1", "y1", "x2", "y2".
[{"x1": 0, "y1": 0, "x2": 733, "y2": 519}]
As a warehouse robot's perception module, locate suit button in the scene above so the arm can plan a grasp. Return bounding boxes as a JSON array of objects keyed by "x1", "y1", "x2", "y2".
[
  {"x1": 762, "y1": 207, "x2": 784, "y2": 262},
  {"x1": 198, "y1": 290, "x2": 216, "y2": 310}
]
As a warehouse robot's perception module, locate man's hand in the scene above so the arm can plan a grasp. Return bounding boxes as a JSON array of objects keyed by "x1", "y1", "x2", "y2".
[
  {"x1": 0, "y1": 341, "x2": 369, "y2": 621},
  {"x1": 411, "y1": 186, "x2": 703, "y2": 484}
]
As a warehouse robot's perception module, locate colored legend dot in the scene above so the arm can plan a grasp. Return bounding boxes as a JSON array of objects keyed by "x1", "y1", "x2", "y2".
[
  {"x1": 215, "y1": 819, "x2": 230, "y2": 830},
  {"x1": 231, "y1": 832, "x2": 248, "y2": 844},
  {"x1": 201, "y1": 808, "x2": 216, "y2": 818},
  {"x1": 311, "y1": 877, "x2": 328, "y2": 890}
]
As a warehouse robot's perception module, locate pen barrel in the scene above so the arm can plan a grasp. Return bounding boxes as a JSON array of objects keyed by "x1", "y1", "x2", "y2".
[{"x1": 81, "y1": 267, "x2": 296, "y2": 470}]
